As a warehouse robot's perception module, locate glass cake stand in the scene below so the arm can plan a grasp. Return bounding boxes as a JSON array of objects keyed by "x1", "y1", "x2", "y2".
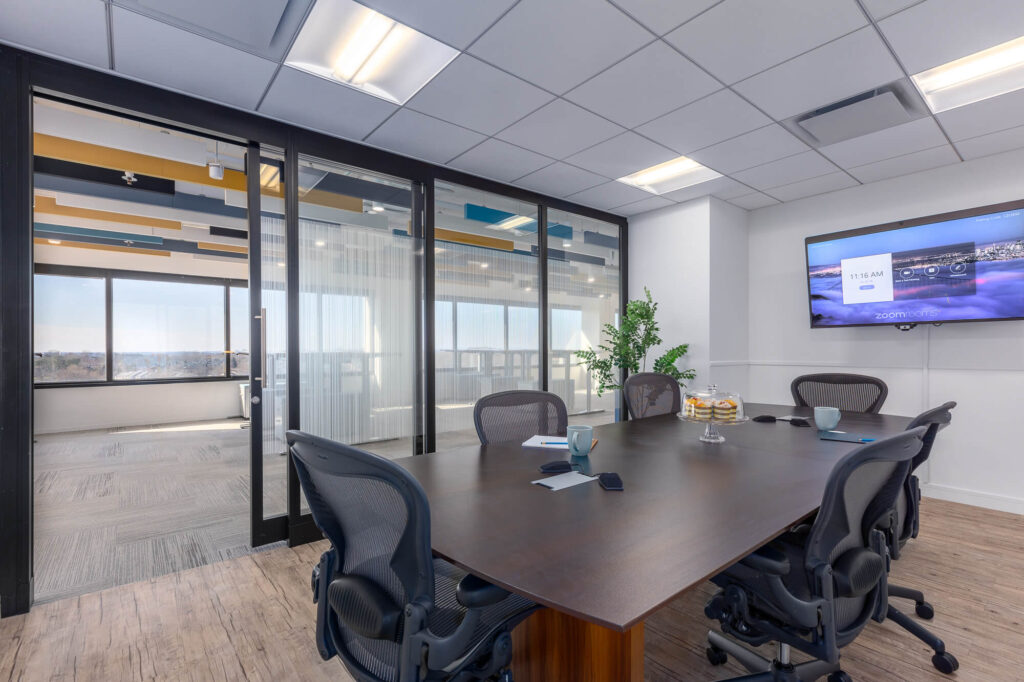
[{"x1": 679, "y1": 385, "x2": 749, "y2": 443}]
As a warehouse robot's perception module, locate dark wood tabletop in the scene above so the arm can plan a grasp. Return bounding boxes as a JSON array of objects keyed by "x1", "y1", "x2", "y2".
[{"x1": 394, "y1": 403, "x2": 912, "y2": 632}]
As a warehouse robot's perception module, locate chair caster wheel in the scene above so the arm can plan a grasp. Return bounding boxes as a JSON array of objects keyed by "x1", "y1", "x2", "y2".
[
  {"x1": 827, "y1": 672, "x2": 852, "y2": 682},
  {"x1": 915, "y1": 601, "x2": 935, "y2": 619},
  {"x1": 706, "y1": 645, "x2": 728, "y2": 666},
  {"x1": 932, "y1": 652, "x2": 959, "y2": 674}
]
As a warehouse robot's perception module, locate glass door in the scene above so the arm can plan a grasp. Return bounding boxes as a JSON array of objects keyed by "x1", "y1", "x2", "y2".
[{"x1": 248, "y1": 146, "x2": 290, "y2": 545}]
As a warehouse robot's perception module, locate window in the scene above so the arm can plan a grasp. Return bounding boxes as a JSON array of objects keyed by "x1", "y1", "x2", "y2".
[
  {"x1": 547, "y1": 210, "x2": 621, "y2": 423},
  {"x1": 229, "y1": 286, "x2": 250, "y2": 377},
  {"x1": 112, "y1": 279, "x2": 227, "y2": 380},
  {"x1": 33, "y1": 274, "x2": 107, "y2": 383}
]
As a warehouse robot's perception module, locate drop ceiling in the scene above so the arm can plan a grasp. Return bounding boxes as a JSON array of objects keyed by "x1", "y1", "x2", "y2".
[{"x1": 3, "y1": 0, "x2": 1024, "y2": 217}]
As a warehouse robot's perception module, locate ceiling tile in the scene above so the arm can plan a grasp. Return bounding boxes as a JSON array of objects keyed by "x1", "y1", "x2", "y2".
[
  {"x1": 665, "y1": 0, "x2": 867, "y2": 84},
  {"x1": 954, "y1": 125, "x2": 1024, "y2": 161},
  {"x1": 935, "y1": 87, "x2": 1024, "y2": 141},
  {"x1": 609, "y1": 0, "x2": 719, "y2": 35},
  {"x1": 112, "y1": 7, "x2": 278, "y2": 110},
  {"x1": 662, "y1": 176, "x2": 750, "y2": 203},
  {"x1": 259, "y1": 67, "x2": 398, "y2": 140},
  {"x1": 732, "y1": 151, "x2": 839, "y2": 191},
  {"x1": 513, "y1": 162, "x2": 607, "y2": 196},
  {"x1": 353, "y1": 0, "x2": 519, "y2": 49},
  {"x1": 687, "y1": 124, "x2": 808, "y2": 174},
  {"x1": 860, "y1": 0, "x2": 923, "y2": 20},
  {"x1": 733, "y1": 27, "x2": 904, "y2": 120},
  {"x1": 564, "y1": 41, "x2": 720, "y2": 128},
  {"x1": 729, "y1": 192, "x2": 780, "y2": 210},
  {"x1": 468, "y1": 0, "x2": 652, "y2": 93},
  {"x1": 114, "y1": 0, "x2": 312, "y2": 61},
  {"x1": 496, "y1": 99, "x2": 624, "y2": 159},
  {"x1": 567, "y1": 181, "x2": 653, "y2": 211},
  {"x1": 615, "y1": 195, "x2": 676, "y2": 216},
  {"x1": 818, "y1": 117, "x2": 947, "y2": 168},
  {"x1": 879, "y1": 0, "x2": 1024, "y2": 74},
  {"x1": 365, "y1": 109, "x2": 485, "y2": 164},
  {"x1": 448, "y1": 139, "x2": 553, "y2": 182},
  {"x1": 847, "y1": 145, "x2": 959, "y2": 183},
  {"x1": 765, "y1": 171, "x2": 859, "y2": 202},
  {"x1": 0, "y1": 0, "x2": 108, "y2": 68},
  {"x1": 636, "y1": 89, "x2": 770, "y2": 154},
  {"x1": 563, "y1": 132, "x2": 678, "y2": 179},
  {"x1": 405, "y1": 55, "x2": 553, "y2": 135}
]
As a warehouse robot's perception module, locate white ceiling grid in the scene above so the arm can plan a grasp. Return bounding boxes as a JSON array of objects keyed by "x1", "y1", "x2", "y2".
[{"x1": 2, "y1": 0, "x2": 1024, "y2": 216}]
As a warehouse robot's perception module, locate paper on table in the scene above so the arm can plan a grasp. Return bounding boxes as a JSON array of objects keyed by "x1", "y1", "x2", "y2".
[
  {"x1": 532, "y1": 471, "x2": 597, "y2": 491},
  {"x1": 522, "y1": 435, "x2": 569, "y2": 449}
]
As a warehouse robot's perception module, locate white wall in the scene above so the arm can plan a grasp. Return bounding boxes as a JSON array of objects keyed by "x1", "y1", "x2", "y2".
[
  {"x1": 34, "y1": 380, "x2": 247, "y2": 434},
  {"x1": 746, "y1": 147, "x2": 1024, "y2": 514},
  {"x1": 629, "y1": 198, "x2": 712, "y2": 384},
  {"x1": 709, "y1": 199, "x2": 750, "y2": 396}
]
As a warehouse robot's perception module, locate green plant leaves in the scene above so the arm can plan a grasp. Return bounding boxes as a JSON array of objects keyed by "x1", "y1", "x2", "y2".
[{"x1": 573, "y1": 287, "x2": 695, "y2": 397}]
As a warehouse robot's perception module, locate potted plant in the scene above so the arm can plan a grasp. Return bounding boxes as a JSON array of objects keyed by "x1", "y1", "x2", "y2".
[{"x1": 575, "y1": 287, "x2": 695, "y2": 418}]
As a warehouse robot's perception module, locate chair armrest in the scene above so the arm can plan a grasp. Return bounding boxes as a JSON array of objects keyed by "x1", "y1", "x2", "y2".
[
  {"x1": 739, "y1": 545, "x2": 791, "y2": 576},
  {"x1": 457, "y1": 574, "x2": 511, "y2": 609}
]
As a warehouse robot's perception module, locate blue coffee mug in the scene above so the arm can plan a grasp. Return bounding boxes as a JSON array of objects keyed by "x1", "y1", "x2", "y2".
[
  {"x1": 814, "y1": 406, "x2": 841, "y2": 431},
  {"x1": 567, "y1": 425, "x2": 594, "y2": 457}
]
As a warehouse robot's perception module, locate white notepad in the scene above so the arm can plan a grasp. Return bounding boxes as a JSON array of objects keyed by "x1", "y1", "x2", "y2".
[
  {"x1": 532, "y1": 471, "x2": 597, "y2": 491},
  {"x1": 522, "y1": 435, "x2": 569, "y2": 450}
]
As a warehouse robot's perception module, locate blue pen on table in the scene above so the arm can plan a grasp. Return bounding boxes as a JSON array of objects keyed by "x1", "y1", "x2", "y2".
[{"x1": 541, "y1": 441, "x2": 567, "y2": 445}]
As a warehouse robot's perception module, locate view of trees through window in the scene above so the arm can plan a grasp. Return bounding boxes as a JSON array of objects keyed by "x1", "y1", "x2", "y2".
[{"x1": 33, "y1": 272, "x2": 249, "y2": 384}]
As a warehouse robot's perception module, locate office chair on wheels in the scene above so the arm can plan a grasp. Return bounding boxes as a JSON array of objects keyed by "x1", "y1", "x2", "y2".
[
  {"x1": 473, "y1": 390, "x2": 567, "y2": 445},
  {"x1": 791, "y1": 374, "x2": 889, "y2": 414},
  {"x1": 703, "y1": 428, "x2": 926, "y2": 681},
  {"x1": 871, "y1": 402, "x2": 959, "y2": 674},
  {"x1": 622, "y1": 372, "x2": 681, "y2": 419},
  {"x1": 288, "y1": 430, "x2": 539, "y2": 682}
]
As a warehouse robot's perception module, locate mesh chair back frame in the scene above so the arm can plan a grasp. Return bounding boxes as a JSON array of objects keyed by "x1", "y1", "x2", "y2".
[
  {"x1": 791, "y1": 373, "x2": 889, "y2": 414},
  {"x1": 623, "y1": 372, "x2": 681, "y2": 420},
  {"x1": 473, "y1": 390, "x2": 568, "y2": 445}
]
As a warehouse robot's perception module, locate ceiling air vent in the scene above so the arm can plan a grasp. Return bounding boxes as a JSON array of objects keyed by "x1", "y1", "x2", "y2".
[{"x1": 788, "y1": 80, "x2": 928, "y2": 147}]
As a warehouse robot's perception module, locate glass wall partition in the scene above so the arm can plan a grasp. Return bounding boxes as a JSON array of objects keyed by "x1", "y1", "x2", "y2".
[
  {"x1": 547, "y1": 209, "x2": 622, "y2": 425},
  {"x1": 434, "y1": 181, "x2": 540, "y2": 450},
  {"x1": 297, "y1": 155, "x2": 419, "y2": 460}
]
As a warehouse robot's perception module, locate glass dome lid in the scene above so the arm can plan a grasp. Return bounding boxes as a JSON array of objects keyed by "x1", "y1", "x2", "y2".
[{"x1": 681, "y1": 384, "x2": 747, "y2": 442}]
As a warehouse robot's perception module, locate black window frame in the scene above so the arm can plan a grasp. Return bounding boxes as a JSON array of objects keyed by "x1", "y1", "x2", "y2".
[{"x1": 32, "y1": 263, "x2": 248, "y2": 388}]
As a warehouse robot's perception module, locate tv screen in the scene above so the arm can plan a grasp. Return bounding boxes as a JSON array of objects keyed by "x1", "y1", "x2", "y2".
[{"x1": 806, "y1": 201, "x2": 1024, "y2": 328}]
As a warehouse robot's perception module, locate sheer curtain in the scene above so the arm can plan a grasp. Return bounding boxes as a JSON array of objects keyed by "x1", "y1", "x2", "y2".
[
  {"x1": 297, "y1": 156, "x2": 417, "y2": 459},
  {"x1": 547, "y1": 209, "x2": 621, "y2": 424}
]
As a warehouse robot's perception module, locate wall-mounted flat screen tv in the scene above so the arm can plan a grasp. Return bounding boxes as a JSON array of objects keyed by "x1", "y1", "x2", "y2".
[{"x1": 806, "y1": 200, "x2": 1024, "y2": 328}]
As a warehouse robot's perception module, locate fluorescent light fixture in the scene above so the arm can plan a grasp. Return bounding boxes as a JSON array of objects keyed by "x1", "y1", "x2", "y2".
[
  {"x1": 286, "y1": 0, "x2": 459, "y2": 105},
  {"x1": 617, "y1": 156, "x2": 722, "y2": 195},
  {"x1": 562, "y1": 241, "x2": 572, "y2": 248},
  {"x1": 47, "y1": 239, "x2": 62, "y2": 245},
  {"x1": 480, "y1": 262, "x2": 489, "y2": 269},
  {"x1": 315, "y1": 240, "x2": 326, "y2": 247},
  {"x1": 494, "y1": 215, "x2": 533, "y2": 230},
  {"x1": 587, "y1": 276, "x2": 595, "y2": 283},
  {"x1": 913, "y1": 35, "x2": 1024, "y2": 113},
  {"x1": 259, "y1": 163, "x2": 281, "y2": 189}
]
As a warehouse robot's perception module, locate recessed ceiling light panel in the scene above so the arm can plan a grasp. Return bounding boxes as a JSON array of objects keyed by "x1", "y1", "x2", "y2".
[
  {"x1": 617, "y1": 156, "x2": 722, "y2": 195},
  {"x1": 286, "y1": 0, "x2": 458, "y2": 105},
  {"x1": 913, "y1": 35, "x2": 1024, "y2": 113}
]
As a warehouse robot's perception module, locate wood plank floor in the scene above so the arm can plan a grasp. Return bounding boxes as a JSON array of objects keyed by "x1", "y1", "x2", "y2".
[{"x1": 3, "y1": 498, "x2": 1021, "y2": 681}]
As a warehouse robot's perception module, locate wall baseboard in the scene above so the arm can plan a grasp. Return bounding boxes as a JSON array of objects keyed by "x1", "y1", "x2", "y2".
[{"x1": 922, "y1": 483, "x2": 1024, "y2": 516}]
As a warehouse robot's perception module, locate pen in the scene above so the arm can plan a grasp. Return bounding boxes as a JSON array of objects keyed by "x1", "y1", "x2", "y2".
[{"x1": 541, "y1": 441, "x2": 567, "y2": 445}]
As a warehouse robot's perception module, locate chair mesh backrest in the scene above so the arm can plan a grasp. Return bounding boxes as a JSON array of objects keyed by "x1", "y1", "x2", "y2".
[
  {"x1": 791, "y1": 373, "x2": 889, "y2": 414},
  {"x1": 288, "y1": 430, "x2": 434, "y2": 682},
  {"x1": 804, "y1": 428, "x2": 923, "y2": 631},
  {"x1": 895, "y1": 402, "x2": 956, "y2": 543},
  {"x1": 473, "y1": 390, "x2": 568, "y2": 445},
  {"x1": 623, "y1": 372, "x2": 681, "y2": 419}
]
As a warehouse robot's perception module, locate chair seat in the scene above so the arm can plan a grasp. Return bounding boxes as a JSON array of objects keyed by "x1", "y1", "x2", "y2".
[{"x1": 429, "y1": 559, "x2": 537, "y2": 657}]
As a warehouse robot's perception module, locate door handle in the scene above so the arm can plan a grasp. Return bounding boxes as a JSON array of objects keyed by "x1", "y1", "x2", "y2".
[{"x1": 255, "y1": 307, "x2": 267, "y2": 383}]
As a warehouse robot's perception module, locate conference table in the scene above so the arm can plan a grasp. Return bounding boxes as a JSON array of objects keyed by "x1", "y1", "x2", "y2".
[{"x1": 395, "y1": 403, "x2": 912, "y2": 681}]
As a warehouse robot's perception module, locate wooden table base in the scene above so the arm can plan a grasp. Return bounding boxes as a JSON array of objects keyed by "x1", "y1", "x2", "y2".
[{"x1": 510, "y1": 609, "x2": 644, "y2": 681}]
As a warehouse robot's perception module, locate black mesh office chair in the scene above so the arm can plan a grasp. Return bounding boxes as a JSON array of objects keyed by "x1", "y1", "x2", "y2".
[
  {"x1": 791, "y1": 373, "x2": 889, "y2": 414},
  {"x1": 473, "y1": 390, "x2": 567, "y2": 445},
  {"x1": 704, "y1": 428, "x2": 926, "y2": 682},
  {"x1": 622, "y1": 372, "x2": 681, "y2": 419},
  {"x1": 873, "y1": 402, "x2": 959, "y2": 674},
  {"x1": 288, "y1": 430, "x2": 539, "y2": 682}
]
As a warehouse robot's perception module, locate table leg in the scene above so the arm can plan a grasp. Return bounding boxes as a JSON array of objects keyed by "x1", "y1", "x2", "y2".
[{"x1": 510, "y1": 608, "x2": 643, "y2": 681}]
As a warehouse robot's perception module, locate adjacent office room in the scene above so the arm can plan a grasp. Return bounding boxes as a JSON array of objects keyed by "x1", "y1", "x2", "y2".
[{"x1": 1, "y1": 1, "x2": 1024, "y2": 681}]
